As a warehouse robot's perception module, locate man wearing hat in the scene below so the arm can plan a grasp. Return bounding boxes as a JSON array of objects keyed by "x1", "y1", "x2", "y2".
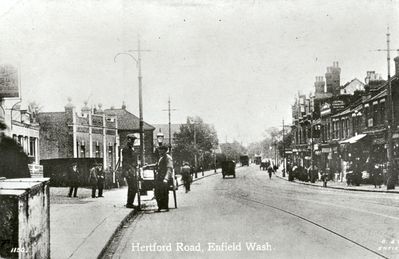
[
  {"x1": 0, "y1": 119, "x2": 30, "y2": 179},
  {"x1": 88, "y1": 162, "x2": 99, "y2": 198},
  {"x1": 122, "y1": 134, "x2": 139, "y2": 209},
  {"x1": 155, "y1": 145, "x2": 174, "y2": 212},
  {"x1": 181, "y1": 161, "x2": 192, "y2": 193},
  {"x1": 67, "y1": 162, "x2": 80, "y2": 197}
]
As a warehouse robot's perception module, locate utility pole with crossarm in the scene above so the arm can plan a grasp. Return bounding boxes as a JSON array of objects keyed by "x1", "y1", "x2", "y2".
[{"x1": 376, "y1": 27, "x2": 399, "y2": 190}]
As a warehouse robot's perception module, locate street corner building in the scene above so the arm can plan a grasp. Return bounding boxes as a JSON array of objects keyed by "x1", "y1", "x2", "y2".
[{"x1": 0, "y1": 100, "x2": 41, "y2": 178}]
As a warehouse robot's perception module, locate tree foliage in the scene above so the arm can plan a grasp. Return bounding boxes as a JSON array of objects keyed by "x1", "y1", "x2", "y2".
[
  {"x1": 247, "y1": 126, "x2": 292, "y2": 161},
  {"x1": 220, "y1": 141, "x2": 247, "y2": 161},
  {"x1": 172, "y1": 116, "x2": 219, "y2": 170}
]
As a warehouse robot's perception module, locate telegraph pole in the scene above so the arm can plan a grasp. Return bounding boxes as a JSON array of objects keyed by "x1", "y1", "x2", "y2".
[
  {"x1": 282, "y1": 119, "x2": 286, "y2": 177},
  {"x1": 162, "y1": 97, "x2": 177, "y2": 154},
  {"x1": 376, "y1": 27, "x2": 398, "y2": 189},
  {"x1": 194, "y1": 122, "x2": 198, "y2": 178}
]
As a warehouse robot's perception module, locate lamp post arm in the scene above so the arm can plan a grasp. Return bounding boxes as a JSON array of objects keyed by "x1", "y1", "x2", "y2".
[{"x1": 114, "y1": 52, "x2": 138, "y2": 65}]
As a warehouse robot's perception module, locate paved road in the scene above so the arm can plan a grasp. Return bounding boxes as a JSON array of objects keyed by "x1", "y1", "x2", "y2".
[{"x1": 104, "y1": 165, "x2": 399, "y2": 259}]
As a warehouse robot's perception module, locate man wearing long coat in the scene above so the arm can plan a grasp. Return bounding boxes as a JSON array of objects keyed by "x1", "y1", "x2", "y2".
[
  {"x1": 122, "y1": 134, "x2": 139, "y2": 209},
  {"x1": 155, "y1": 145, "x2": 173, "y2": 212}
]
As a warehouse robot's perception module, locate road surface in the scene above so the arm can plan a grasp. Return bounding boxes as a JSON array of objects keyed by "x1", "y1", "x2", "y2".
[{"x1": 103, "y1": 165, "x2": 399, "y2": 259}]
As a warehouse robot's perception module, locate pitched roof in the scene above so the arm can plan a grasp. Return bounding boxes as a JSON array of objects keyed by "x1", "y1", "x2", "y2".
[{"x1": 103, "y1": 108, "x2": 155, "y2": 131}]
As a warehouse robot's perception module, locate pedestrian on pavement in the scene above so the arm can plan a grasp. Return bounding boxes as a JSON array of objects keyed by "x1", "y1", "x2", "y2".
[
  {"x1": 67, "y1": 162, "x2": 80, "y2": 197},
  {"x1": 122, "y1": 134, "x2": 139, "y2": 209},
  {"x1": 267, "y1": 165, "x2": 274, "y2": 179},
  {"x1": 181, "y1": 161, "x2": 192, "y2": 193},
  {"x1": 287, "y1": 163, "x2": 294, "y2": 181},
  {"x1": 88, "y1": 163, "x2": 99, "y2": 198},
  {"x1": 0, "y1": 119, "x2": 31, "y2": 179},
  {"x1": 155, "y1": 145, "x2": 173, "y2": 212},
  {"x1": 372, "y1": 164, "x2": 382, "y2": 188},
  {"x1": 97, "y1": 163, "x2": 105, "y2": 197},
  {"x1": 321, "y1": 170, "x2": 328, "y2": 187}
]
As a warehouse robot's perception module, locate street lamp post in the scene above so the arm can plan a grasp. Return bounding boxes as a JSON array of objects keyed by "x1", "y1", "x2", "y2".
[
  {"x1": 193, "y1": 122, "x2": 198, "y2": 178},
  {"x1": 156, "y1": 132, "x2": 165, "y2": 147},
  {"x1": 114, "y1": 44, "x2": 146, "y2": 167}
]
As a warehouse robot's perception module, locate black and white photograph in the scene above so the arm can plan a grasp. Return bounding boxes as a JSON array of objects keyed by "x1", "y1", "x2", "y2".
[{"x1": 1, "y1": 0, "x2": 399, "y2": 258}]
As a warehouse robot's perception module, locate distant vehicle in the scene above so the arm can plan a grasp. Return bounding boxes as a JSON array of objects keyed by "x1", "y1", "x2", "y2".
[
  {"x1": 260, "y1": 159, "x2": 269, "y2": 171},
  {"x1": 221, "y1": 160, "x2": 236, "y2": 178},
  {"x1": 240, "y1": 155, "x2": 249, "y2": 166}
]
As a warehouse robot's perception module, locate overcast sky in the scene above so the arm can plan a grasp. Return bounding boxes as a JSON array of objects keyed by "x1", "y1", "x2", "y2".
[{"x1": 0, "y1": 0, "x2": 398, "y2": 145}]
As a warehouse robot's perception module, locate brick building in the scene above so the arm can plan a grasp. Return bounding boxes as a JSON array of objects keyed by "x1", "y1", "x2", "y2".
[
  {"x1": 38, "y1": 99, "x2": 119, "y2": 169},
  {"x1": 290, "y1": 58, "x2": 399, "y2": 184}
]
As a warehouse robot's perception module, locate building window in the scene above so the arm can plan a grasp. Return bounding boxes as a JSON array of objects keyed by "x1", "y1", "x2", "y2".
[
  {"x1": 80, "y1": 143, "x2": 86, "y2": 158},
  {"x1": 29, "y1": 137, "x2": 36, "y2": 157},
  {"x1": 373, "y1": 103, "x2": 378, "y2": 126},
  {"x1": 380, "y1": 101, "x2": 386, "y2": 125},
  {"x1": 364, "y1": 104, "x2": 370, "y2": 127},
  {"x1": 108, "y1": 145, "x2": 114, "y2": 168},
  {"x1": 368, "y1": 118, "x2": 373, "y2": 127},
  {"x1": 95, "y1": 143, "x2": 101, "y2": 158}
]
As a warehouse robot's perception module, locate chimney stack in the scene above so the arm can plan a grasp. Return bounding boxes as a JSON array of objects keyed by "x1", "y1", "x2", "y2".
[
  {"x1": 325, "y1": 61, "x2": 341, "y2": 96},
  {"x1": 314, "y1": 76, "x2": 325, "y2": 94}
]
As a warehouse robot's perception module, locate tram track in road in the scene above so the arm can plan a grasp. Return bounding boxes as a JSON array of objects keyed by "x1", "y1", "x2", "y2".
[
  {"x1": 233, "y1": 193, "x2": 389, "y2": 259},
  {"x1": 229, "y1": 167, "x2": 394, "y2": 259}
]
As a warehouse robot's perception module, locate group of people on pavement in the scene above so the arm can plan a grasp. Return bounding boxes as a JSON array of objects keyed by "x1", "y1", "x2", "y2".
[
  {"x1": 65, "y1": 133, "x2": 194, "y2": 212},
  {"x1": 89, "y1": 162, "x2": 105, "y2": 198},
  {"x1": 66, "y1": 161, "x2": 105, "y2": 198}
]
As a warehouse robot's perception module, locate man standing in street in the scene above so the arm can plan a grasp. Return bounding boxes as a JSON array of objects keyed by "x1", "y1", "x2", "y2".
[
  {"x1": 88, "y1": 163, "x2": 99, "y2": 198},
  {"x1": 97, "y1": 163, "x2": 105, "y2": 197},
  {"x1": 155, "y1": 145, "x2": 173, "y2": 212},
  {"x1": 181, "y1": 162, "x2": 192, "y2": 193},
  {"x1": 68, "y1": 162, "x2": 80, "y2": 197},
  {"x1": 122, "y1": 134, "x2": 139, "y2": 209}
]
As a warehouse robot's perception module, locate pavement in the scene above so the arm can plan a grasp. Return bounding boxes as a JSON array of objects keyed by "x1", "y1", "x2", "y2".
[
  {"x1": 50, "y1": 168, "x2": 219, "y2": 259},
  {"x1": 103, "y1": 164, "x2": 399, "y2": 259},
  {"x1": 273, "y1": 167, "x2": 399, "y2": 193}
]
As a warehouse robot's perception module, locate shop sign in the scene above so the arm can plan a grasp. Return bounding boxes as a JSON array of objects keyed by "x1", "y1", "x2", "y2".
[
  {"x1": 332, "y1": 100, "x2": 345, "y2": 110},
  {"x1": 322, "y1": 147, "x2": 331, "y2": 153},
  {"x1": 285, "y1": 150, "x2": 293, "y2": 154},
  {"x1": 393, "y1": 133, "x2": 399, "y2": 139},
  {"x1": 320, "y1": 103, "x2": 331, "y2": 116},
  {"x1": 372, "y1": 138, "x2": 385, "y2": 145},
  {"x1": 0, "y1": 64, "x2": 19, "y2": 98}
]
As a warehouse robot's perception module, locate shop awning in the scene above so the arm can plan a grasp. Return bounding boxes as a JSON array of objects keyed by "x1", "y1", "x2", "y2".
[{"x1": 339, "y1": 134, "x2": 367, "y2": 144}]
